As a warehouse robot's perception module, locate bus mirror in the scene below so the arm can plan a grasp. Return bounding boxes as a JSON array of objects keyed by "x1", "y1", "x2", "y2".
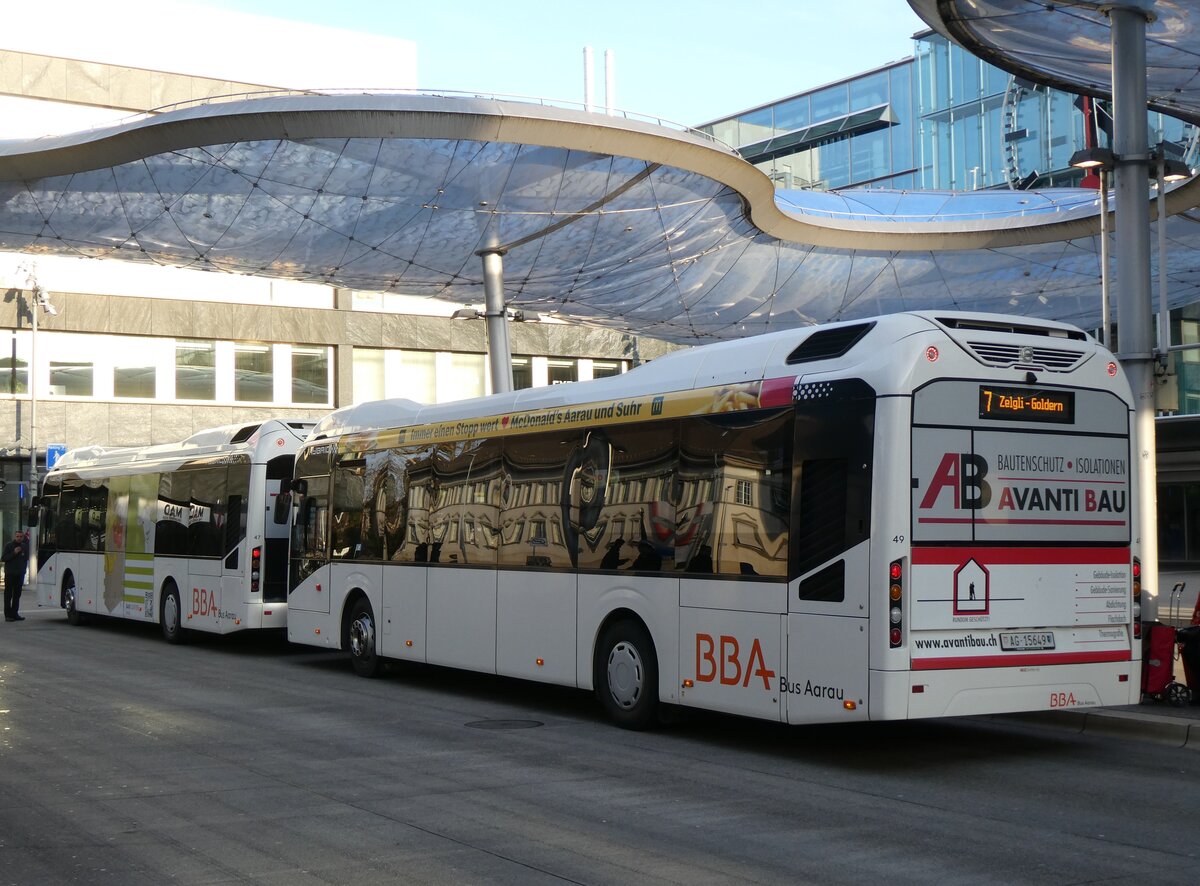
[
  {"x1": 292, "y1": 478, "x2": 308, "y2": 496},
  {"x1": 272, "y1": 491, "x2": 291, "y2": 525},
  {"x1": 26, "y1": 509, "x2": 39, "y2": 528}
]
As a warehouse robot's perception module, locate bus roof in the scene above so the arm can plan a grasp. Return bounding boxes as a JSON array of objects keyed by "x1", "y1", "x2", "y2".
[
  {"x1": 310, "y1": 310, "x2": 1098, "y2": 441},
  {"x1": 50, "y1": 418, "x2": 316, "y2": 473}
]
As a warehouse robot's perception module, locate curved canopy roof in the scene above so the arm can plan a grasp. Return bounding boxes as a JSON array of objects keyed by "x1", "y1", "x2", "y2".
[{"x1": 2, "y1": 88, "x2": 1199, "y2": 344}]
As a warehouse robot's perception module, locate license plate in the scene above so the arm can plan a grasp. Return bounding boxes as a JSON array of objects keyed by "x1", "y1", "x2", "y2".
[{"x1": 1000, "y1": 631, "x2": 1055, "y2": 651}]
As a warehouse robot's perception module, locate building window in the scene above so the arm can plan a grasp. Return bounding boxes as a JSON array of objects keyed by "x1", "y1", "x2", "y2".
[
  {"x1": 176, "y1": 341, "x2": 216, "y2": 401},
  {"x1": 735, "y1": 479, "x2": 754, "y2": 506},
  {"x1": 113, "y1": 339, "x2": 159, "y2": 399},
  {"x1": 548, "y1": 359, "x2": 577, "y2": 385},
  {"x1": 114, "y1": 364, "x2": 156, "y2": 399},
  {"x1": 292, "y1": 346, "x2": 330, "y2": 404},
  {"x1": 0, "y1": 333, "x2": 28, "y2": 395},
  {"x1": 234, "y1": 343, "x2": 272, "y2": 402},
  {"x1": 512, "y1": 356, "x2": 533, "y2": 390},
  {"x1": 445, "y1": 352, "x2": 485, "y2": 401},
  {"x1": 401, "y1": 350, "x2": 437, "y2": 403},
  {"x1": 592, "y1": 360, "x2": 622, "y2": 379},
  {"x1": 352, "y1": 348, "x2": 385, "y2": 404},
  {"x1": 49, "y1": 361, "x2": 93, "y2": 396}
]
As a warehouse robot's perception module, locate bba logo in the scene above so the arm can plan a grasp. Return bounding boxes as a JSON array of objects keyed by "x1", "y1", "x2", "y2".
[
  {"x1": 695, "y1": 634, "x2": 776, "y2": 690},
  {"x1": 919, "y1": 453, "x2": 990, "y2": 510}
]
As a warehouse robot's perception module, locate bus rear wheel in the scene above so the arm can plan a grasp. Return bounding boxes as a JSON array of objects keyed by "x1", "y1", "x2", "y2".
[
  {"x1": 595, "y1": 619, "x2": 658, "y2": 730},
  {"x1": 63, "y1": 576, "x2": 85, "y2": 626},
  {"x1": 347, "y1": 598, "x2": 381, "y2": 678},
  {"x1": 161, "y1": 584, "x2": 185, "y2": 645}
]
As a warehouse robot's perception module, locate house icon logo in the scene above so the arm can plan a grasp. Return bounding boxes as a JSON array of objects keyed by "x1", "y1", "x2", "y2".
[{"x1": 953, "y1": 559, "x2": 990, "y2": 615}]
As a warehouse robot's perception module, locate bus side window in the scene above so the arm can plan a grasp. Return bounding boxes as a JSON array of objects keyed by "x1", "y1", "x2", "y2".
[
  {"x1": 331, "y1": 459, "x2": 365, "y2": 559},
  {"x1": 86, "y1": 482, "x2": 109, "y2": 552},
  {"x1": 58, "y1": 481, "x2": 80, "y2": 551}
]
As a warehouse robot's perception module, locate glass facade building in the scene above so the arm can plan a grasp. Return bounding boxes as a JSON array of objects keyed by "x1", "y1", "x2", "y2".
[
  {"x1": 700, "y1": 31, "x2": 1197, "y2": 194},
  {"x1": 701, "y1": 60, "x2": 917, "y2": 191}
]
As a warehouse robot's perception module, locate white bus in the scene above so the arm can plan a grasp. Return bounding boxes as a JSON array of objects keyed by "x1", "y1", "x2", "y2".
[
  {"x1": 33, "y1": 420, "x2": 313, "y2": 641},
  {"x1": 285, "y1": 312, "x2": 1140, "y2": 728}
]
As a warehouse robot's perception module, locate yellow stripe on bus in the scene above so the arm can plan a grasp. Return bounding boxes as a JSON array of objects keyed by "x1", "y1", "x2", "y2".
[{"x1": 339, "y1": 382, "x2": 765, "y2": 453}]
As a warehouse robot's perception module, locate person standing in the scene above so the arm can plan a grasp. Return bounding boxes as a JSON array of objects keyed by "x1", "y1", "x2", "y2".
[{"x1": 3, "y1": 529, "x2": 30, "y2": 622}]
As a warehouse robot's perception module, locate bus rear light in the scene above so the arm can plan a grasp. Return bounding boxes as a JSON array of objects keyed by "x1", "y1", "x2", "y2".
[
  {"x1": 912, "y1": 685, "x2": 925, "y2": 693},
  {"x1": 250, "y1": 546, "x2": 261, "y2": 594},
  {"x1": 1119, "y1": 674, "x2": 1129, "y2": 682},
  {"x1": 889, "y1": 558, "x2": 904, "y2": 648}
]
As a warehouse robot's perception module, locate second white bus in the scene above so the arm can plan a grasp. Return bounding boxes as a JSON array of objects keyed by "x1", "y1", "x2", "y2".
[{"x1": 33, "y1": 419, "x2": 313, "y2": 641}]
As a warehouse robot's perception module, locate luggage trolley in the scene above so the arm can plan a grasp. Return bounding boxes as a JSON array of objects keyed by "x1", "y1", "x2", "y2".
[{"x1": 1142, "y1": 583, "x2": 1193, "y2": 706}]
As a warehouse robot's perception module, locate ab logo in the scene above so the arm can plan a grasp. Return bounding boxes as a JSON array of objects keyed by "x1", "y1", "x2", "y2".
[{"x1": 920, "y1": 453, "x2": 991, "y2": 510}]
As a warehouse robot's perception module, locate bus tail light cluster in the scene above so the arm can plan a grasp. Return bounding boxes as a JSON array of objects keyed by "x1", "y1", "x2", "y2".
[
  {"x1": 1132, "y1": 557, "x2": 1141, "y2": 640},
  {"x1": 251, "y1": 546, "x2": 262, "y2": 594},
  {"x1": 889, "y1": 559, "x2": 904, "y2": 648}
]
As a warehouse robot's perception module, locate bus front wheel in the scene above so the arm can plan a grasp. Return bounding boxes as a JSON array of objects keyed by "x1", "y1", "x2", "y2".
[
  {"x1": 595, "y1": 619, "x2": 659, "y2": 730},
  {"x1": 161, "y1": 584, "x2": 185, "y2": 645},
  {"x1": 347, "y1": 598, "x2": 381, "y2": 678}
]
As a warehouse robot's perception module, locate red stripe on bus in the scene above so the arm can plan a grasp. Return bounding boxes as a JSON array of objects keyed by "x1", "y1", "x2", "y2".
[
  {"x1": 759, "y1": 376, "x2": 795, "y2": 408},
  {"x1": 911, "y1": 546, "x2": 1130, "y2": 565},
  {"x1": 912, "y1": 650, "x2": 1131, "y2": 670}
]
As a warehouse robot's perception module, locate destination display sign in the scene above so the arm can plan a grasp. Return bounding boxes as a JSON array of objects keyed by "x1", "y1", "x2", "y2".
[{"x1": 978, "y1": 386, "x2": 1074, "y2": 424}]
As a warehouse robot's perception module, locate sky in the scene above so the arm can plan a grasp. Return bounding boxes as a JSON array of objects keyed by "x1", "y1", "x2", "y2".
[{"x1": 197, "y1": 1, "x2": 930, "y2": 125}]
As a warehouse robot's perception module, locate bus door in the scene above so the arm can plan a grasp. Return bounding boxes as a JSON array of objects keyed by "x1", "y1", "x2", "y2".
[
  {"x1": 262, "y1": 455, "x2": 296, "y2": 605},
  {"x1": 289, "y1": 473, "x2": 331, "y2": 614},
  {"x1": 220, "y1": 461, "x2": 251, "y2": 624},
  {"x1": 785, "y1": 382, "x2": 875, "y2": 724}
]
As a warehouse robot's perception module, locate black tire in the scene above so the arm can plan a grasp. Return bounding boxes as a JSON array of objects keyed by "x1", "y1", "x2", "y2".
[
  {"x1": 160, "y1": 583, "x2": 185, "y2": 645},
  {"x1": 594, "y1": 619, "x2": 659, "y2": 730},
  {"x1": 1168, "y1": 682, "x2": 1191, "y2": 707},
  {"x1": 347, "y1": 597, "x2": 381, "y2": 677},
  {"x1": 63, "y1": 575, "x2": 85, "y2": 626}
]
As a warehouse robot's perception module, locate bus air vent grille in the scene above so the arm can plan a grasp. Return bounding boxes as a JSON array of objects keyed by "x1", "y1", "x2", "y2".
[
  {"x1": 965, "y1": 341, "x2": 1086, "y2": 372},
  {"x1": 786, "y1": 322, "x2": 875, "y2": 364}
]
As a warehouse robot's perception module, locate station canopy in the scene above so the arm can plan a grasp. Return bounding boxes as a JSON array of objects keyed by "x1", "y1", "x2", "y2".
[{"x1": 1, "y1": 4, "x2": 1199, "y2": 344}]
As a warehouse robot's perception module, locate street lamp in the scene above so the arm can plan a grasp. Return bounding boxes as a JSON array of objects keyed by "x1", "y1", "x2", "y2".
[
  {"x1": 1068, "y1": 145, "x2": 1193, "y2": 351},
  {"x1": 24, "y1": 271, "x2": 57, "y2": 526}
]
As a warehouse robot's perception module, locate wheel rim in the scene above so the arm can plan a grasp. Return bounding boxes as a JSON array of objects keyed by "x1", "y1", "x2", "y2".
[
  {"x1": 65, "y1": 585, "x2": 76, "y2": 610},
  {"x1": 350, "y1": 612, "x2": 375, "y2": 660},
  {"x1": 164, "y1": 593, "x2": 179, "y2": 634},
  {"x1": 606, "y1": 640, "x2": 644, "y2": 710}
]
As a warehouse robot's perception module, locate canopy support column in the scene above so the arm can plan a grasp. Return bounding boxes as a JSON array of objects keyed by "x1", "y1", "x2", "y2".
[
  {"x1": 480, "y1": 248, "x2": 514, "y2": 394},
  {"x1": 1110, "y1": 3, "x2": 1158, "y2": 611}
]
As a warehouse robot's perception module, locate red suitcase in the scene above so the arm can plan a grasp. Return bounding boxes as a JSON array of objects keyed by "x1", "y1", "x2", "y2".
[{"x1": 1142, "y1": 622, "x2": 1190, "y2": 705}]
